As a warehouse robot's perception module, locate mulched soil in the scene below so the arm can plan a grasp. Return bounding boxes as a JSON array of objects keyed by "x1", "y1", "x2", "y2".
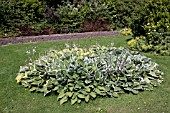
[{"x1": 0, "y1": 31, "x2": 120, "y2": 46}]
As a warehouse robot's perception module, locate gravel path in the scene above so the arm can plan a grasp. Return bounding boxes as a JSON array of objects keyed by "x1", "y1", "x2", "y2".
[{"x1": 0, "y1": 31, "x2": 120, "y2": 46}]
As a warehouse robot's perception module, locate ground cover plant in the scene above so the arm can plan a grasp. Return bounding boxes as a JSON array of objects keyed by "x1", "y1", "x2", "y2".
[
  {"x1": 16, "y1": 42, "x2": 164, "y2": 105},
  {"x1": 0, "y1": 36, "x2": 169, "y2": 113}
]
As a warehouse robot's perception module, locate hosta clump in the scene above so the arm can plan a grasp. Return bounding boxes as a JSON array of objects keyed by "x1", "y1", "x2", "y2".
[{"x1": 16, "y1": 44, "x2": 164, "y2": 105}]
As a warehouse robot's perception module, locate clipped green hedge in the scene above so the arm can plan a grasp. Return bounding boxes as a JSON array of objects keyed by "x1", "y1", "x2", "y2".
[{"x1": 16, "y1": 44, "x2": 164, "y2": 105}]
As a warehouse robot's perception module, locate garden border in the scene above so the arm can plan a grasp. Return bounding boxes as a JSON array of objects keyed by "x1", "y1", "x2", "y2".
[{"x1": 0, "y1": 31, "x2": 120, "y2": 46}]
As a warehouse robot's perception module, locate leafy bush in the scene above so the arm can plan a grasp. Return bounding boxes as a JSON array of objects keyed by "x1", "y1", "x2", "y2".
[
  {"x1": 129, "y1": 0, "x2": 170, "y2": 55},
  {"x1": 16, "y1": 44, "x2": 164, "y2": 105},
  {"x1": 120, "y1": 28, "x2": 132, "y2": 36}
]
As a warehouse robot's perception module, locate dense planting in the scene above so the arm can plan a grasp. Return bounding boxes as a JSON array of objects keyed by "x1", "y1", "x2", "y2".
[{"x1": 16, "y1": 44, "x2": 164, "y2": 105}]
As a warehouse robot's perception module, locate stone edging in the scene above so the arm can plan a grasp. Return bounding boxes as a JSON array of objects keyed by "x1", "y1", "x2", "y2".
[{"x1": 0, "y1": 31, "x2": 121, "y2": 46}]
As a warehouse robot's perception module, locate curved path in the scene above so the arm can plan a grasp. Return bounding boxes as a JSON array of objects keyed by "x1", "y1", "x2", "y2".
[{"x1": 0, "y1": 31, "x2": 120, "y2": 46}]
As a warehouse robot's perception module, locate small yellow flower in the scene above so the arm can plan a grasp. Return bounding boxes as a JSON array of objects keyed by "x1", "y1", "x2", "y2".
[{"x1": 16, "y1": 75, "x2": 23, "y2": 83}]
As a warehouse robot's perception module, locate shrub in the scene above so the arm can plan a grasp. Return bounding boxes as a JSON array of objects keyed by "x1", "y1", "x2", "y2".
[
  {"x1": 129, "y1": 0, "x2": 170, "y2": 55},
  {"x1": 120, "y1": 28, "x2": 133, "y2": 36},
  {"x1": 16, "y1": 44, "x2": 164, "y2": 105}
]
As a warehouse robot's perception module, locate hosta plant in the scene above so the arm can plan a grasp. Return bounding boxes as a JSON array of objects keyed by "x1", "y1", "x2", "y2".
[{"x1": 16, "y1": 44, "x2": 164, "y2": 105}]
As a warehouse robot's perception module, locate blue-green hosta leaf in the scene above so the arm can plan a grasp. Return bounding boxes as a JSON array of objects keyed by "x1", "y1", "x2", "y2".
[
  {"x1": 60, "y1": 96, "x2": 68, "y2": 105},
  {"x1": 71, "y1": 97, "x2": 78, "y2": 105},
  {"x1": 90, "y1": 92, "x2": 96, "y2": 98},
  {"x1": 85, "y1": 95, "x2": 90, "y2": 102}
]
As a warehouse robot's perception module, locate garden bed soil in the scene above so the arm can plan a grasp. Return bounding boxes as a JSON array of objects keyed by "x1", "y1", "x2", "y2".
[{"x1": 0, "y1": 31, "x2": 120, "y2": 46}]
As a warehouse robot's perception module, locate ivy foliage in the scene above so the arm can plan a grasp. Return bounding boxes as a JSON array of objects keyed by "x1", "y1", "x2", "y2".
[{"x1": 16, "y1": 44, "x2": 164, "y2": 105}]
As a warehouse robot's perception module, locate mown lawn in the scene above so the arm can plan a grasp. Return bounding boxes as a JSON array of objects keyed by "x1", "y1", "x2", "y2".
[{"x1": 0, "y1": 36, "x2": 169, "y2": 113}]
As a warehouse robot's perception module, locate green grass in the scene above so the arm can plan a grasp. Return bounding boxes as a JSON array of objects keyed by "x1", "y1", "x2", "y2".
[{"x1": 0, "y1": 36, "x2": 169, "y2": 113}]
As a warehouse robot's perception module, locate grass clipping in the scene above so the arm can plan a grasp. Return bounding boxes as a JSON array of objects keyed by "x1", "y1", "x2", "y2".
[{"x1": 16, "y1": 44, "x2": 164, "y2": 105}]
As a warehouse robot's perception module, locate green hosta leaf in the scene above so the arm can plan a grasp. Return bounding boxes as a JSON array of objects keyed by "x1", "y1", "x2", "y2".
[
  {"x1": 29, "y1": 87, "x2": 37, "y2": 92},
  {"x1": 131, "y1": 90, "x2": 139, "y2": 94},
  {"x1": 66, "y1": 92, "x2": 73, "y2": 97},
  {"x1": 68, "y1": 79, "x2": 74, "y2": 83},
  {"x1": 57, "y1": 91, "x2": 65, "y2": 101},
  {"x1": 44, "y1": 90, "x2": 51, "y2": 96},
  {"x1": 77, "y1": 99, "x2": 81, "y2": 103},
  {"x1": 60, "y1": 96, "x2": 68, "y2": 105},
  {"x1": 85, "y1": 95, "x2": 90, "y2": 102},
  {"x1": 85, "y1": 86, "x2": 91, "y2": 92},
  {"x1": 97, "y1": 86, "x2": 105, "y2": 91},
  {"x1": 69, "y1": 87, "x2": 74, "y2": 91},
  {"x1": 78, "y1": 94, "x2": 85, "y2": 99},
  {"x1": 85, "y1": 79, "x2": 91, "y2": 84},
  {"x1": 112, "y1": 92, "x2": 119, "y2": 98},
  {"x1": 94, "y1": 88, "x2": 102, "y2": 95},
  {"x1": 149, "y1": 71, "x2": 158, "y2": 78},
  {"x1": 144, "y1": 77, "x2": 150, "y2": 83},
  {"x1": 90, "y1": 92, "x2": 96, "y2": 98},
  {"x1": 133, "y1": 85, "x2": 143, "y2": 90},
  {"x1": 114, "y1": 87, "x2": 121, "y2": 92},
  {"x1": 71, "y1": 97, "x2": 78, "y2": 105}
]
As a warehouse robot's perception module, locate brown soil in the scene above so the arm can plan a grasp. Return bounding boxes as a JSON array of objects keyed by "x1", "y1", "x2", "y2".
[{"x1": 0, "y1": 31, "x2": 120, "y2": 46}]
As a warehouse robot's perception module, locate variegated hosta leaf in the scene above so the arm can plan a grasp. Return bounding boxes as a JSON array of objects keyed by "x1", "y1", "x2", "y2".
[{"x1": 16, "y1": 44, "x2": 164, "y2": 105}]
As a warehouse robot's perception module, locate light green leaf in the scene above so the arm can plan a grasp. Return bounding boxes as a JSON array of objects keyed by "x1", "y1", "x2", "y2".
[
  {"x1": 144, "y1": 77, "x2": 150, "y2": 83},
  {"x1": 66, "y1": 92, "x2": 73, "y2": 97},
  {"x1": 97, "y1": 86, "x2": 105, "y2": 91},
  {"x1": 131, "y1": 90, "x2": 139, "y2": 94},
  {"x1": 112, "y1": 92, "x2": 119, "y2": 98},
  {"x1": 78, "y1": 94, "x2": 85, "y2": 99},
  {"x1": 85, "y1": 87, "x2": 91, "y2": 92},
  {"x1": 94, "y1": 88, "x2": 101, "y2": 95},
  {"x1": 71, "y1": 97, "x2": 78, "y2": 105},
  {"x1": 57, "y1": 92, "x2": 65, "y2": 101},
  {"x1": 60, "y1": 96, "x2": 68, "y2": 105},
  {"x1": 69, "y1": 87, "x2": 74, "y2": 91},
  {"x1": 85, "y1": 95, "x2": 90, "y2": 102},
  {"x1": 29, "y1": 87, "x2": 37, "y2": 92},
  {"x1": 114, "y1": 87, "x2": 121, "y2": 92},
  {"x1": 53, "y1": 86, "x2": 59, "y2": 91},
  {"x1": 90, "y1": 92, "x2": 96, "y2": 98}
]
